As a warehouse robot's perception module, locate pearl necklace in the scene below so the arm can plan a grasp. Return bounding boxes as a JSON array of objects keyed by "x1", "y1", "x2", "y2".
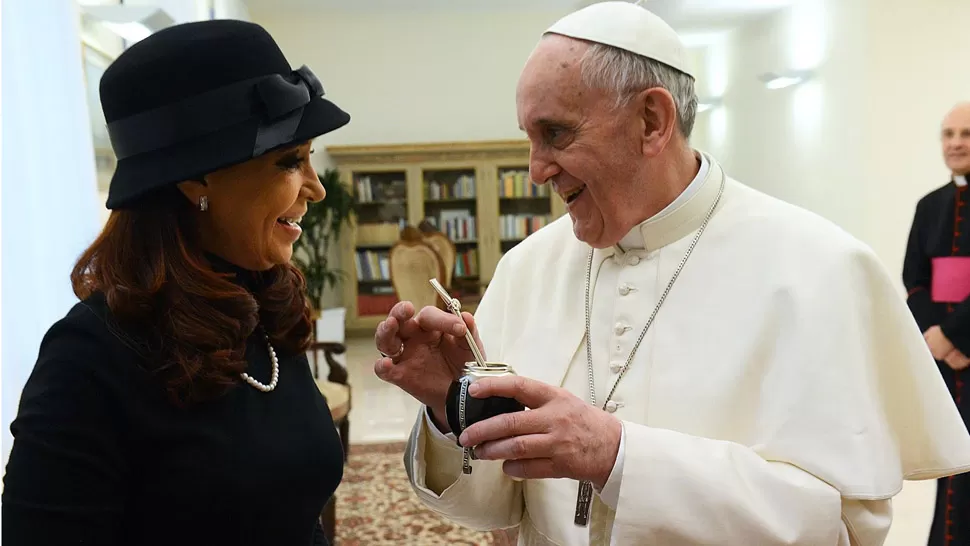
[{"x1": 240, "y1": 333, "x2": 279, "y2": 392}]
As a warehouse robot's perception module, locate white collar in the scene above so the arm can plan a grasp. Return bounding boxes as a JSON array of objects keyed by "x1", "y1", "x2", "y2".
[
  {"x1": 612, "y1": 151, "x2": 715, "y2": 254},
  {"x1": 955, "y1": 174, "x2": 968, "y2": 187}
]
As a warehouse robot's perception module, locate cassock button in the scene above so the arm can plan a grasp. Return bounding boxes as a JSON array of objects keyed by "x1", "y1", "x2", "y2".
[
  {"x1": 618, "y1": 284, "x2": 631, "y2": 296},
  {"x1": 627, "y1": 255, "x2": 641, "y2": 266},
  {"x1": 605, "y1": 401, "x2": 620, "y2": 413},
  {"x1": 609, "y1": 362, "x2": 623, "y2": 373},
  {"x1": 614, "y1": 323, "x2": 627, "y2": 335}
]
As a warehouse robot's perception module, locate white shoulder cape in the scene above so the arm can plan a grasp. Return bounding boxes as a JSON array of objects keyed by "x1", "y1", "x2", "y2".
[{"x1": 472, "y1": 161, "x2": 970, "y2": 501}]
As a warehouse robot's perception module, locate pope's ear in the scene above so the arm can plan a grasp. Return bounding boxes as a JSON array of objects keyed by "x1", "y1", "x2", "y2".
[
  {"x1": 176, "y1": 178, "x2": 208, "y2": 205},
  {"x1": 636, "y1": 87, "x2": 677, "y2": 158}
]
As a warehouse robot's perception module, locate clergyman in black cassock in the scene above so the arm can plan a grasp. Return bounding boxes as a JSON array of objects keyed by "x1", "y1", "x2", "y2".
[{"x1": 903, "y1": 101, "x2": 970, "y2": 546}]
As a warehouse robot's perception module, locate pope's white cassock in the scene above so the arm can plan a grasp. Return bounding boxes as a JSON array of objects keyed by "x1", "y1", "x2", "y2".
[{"x1": 402, "y1": 152, "x2": 970, "y2": 545}]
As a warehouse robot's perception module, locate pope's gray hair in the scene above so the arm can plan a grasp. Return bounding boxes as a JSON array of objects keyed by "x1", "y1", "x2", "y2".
[{"x1": 579, "y1": 42, "x2": 698, "y2": 140}]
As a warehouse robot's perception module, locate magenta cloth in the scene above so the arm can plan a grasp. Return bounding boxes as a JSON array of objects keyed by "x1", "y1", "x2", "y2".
[{"x1": 932, "y1": 256, "x2": 970, "y2": 303}]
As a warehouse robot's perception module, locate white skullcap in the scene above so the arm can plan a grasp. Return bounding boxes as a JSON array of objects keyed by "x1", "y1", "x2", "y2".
[{"x1": 544, "y1": 1, "x2": 694, "y2": 79}]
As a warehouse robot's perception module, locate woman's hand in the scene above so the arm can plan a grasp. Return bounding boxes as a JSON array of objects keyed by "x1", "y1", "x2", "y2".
[{"x1": 374, "y1": 301, "x2": 486, "y2": 432}]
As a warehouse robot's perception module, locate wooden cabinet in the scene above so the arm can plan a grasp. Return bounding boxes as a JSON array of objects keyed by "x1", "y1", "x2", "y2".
[{"x1": 326, "y1": 140, "x2": 566, "y2": 333}]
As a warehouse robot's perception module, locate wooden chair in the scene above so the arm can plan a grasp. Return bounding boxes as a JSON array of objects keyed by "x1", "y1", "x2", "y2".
[
  {"x1": 422, "y1": 230, "x2": 457, "y2": 291},
  {"x1": 311, "y1": 343, "x2": 350, "y2": 453},
  {"x1": 389, "y1": 228, "x2": 447, "y2": 310}
]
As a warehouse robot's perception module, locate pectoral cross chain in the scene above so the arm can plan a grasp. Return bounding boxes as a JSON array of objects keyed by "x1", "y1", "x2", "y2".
[{"x1": 573, "y1": 177, "x2": 725, "y2": 527}]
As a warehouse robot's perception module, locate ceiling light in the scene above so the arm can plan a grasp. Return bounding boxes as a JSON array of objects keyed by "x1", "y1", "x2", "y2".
[
  {"x1": 765, "y1": 76, "x2": 803, "y2": 90},
  {"x1": 80, "y1": 5, "x2": 175, "y2": 44},
  {"x1": 697, "y1": 97, "x2": 723, "y2": 113},
  {"x1": 758, "y1": 70, "x2": 813, "y2": 90}
]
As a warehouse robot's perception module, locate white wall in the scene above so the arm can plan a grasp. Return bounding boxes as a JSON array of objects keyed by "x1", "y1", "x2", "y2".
[
  {"x1": 125, "y1": 0, "x2": 203, "y2": 24},
  {"x1": 252, "y1": 8, "x2": 708, "y2": 152},
  {"x1": 214, "y1": 0, "x2": 250, "y2": 20},
  {"x1": 695, "y1": 0, "x2": 970, "y2": 283},
  {"x1": 250, "y1": 9, "x2": 573, "y2": 150},
  {"x1": 123, "y1": 0, "x2": 250, "y2": 23},
  {"x1": 694, "y1": 0, "x2": 872, "y2": 238}
]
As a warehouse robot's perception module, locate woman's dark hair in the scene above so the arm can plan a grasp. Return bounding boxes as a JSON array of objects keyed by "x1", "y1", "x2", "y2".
[{"x1": 71, "y1": 190, "x2": 313, "y2": 406}]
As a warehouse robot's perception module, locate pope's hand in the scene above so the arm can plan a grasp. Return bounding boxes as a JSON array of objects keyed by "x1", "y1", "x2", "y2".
[
  {"x1": 925, "y1": 326, "x2": 955, "y2": 360},
  {"x1": 373, "y1": 301, "x2": 485, "y2": 433},
  {"x1": 457, "y1": 375, "x2": 622, "y2": 490}
]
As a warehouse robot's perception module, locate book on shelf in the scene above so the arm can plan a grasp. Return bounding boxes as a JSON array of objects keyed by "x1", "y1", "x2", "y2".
[
  {"x1": 355, "y1": 175, "x2": 407, "y2": 203},
  {"x1": 429, "y1": 210, "x2": 477, "y2": 242},
  {"x1": 354, "y1": 249, "x2": 391, "y2": 282},
  {"x1": 454, "y1": 249, "x2": 479, "y2": 278},
  {"x1": 499, "y1": 170, "x2": 549, "y2": 198},
  {"x1": 426, "y1": 174, "x2": 476, "y2": 200},
  {"x1": 500, "y1": 214, "x2": 551, "y2": 241}
]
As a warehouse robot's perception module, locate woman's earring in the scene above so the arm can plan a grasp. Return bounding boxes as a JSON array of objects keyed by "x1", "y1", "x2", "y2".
[{"x1": 199, "y1": 195, "x2": 209, "y2": 212}]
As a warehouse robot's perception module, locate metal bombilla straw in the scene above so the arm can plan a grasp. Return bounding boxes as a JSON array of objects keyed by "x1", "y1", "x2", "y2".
[
  {"x1": 429, "y1": 278, "x2": 489, "y2": 474},
  {"x1": 429, "y1": 278, "x2": 489, "y2": 368}
]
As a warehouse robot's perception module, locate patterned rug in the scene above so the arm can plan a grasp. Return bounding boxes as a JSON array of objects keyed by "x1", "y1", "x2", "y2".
[{"x1": 334, "y1": 442, "x2": 518, "y2": 545}]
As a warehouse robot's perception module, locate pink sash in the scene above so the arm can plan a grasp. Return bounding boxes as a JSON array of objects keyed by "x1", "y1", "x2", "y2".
[{"x1": 932, "y1": 256, "x2": 970, "y2": 303}]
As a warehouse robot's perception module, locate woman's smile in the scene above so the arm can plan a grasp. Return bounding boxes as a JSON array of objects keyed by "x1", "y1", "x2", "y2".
[{"x1": 275, "y1": 215, "x2": 304, "y2": 242}]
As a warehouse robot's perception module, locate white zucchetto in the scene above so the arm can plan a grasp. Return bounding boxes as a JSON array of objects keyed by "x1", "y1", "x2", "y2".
[{"x1": 544, "y1": 1, "x2": 695, "y2": 79}]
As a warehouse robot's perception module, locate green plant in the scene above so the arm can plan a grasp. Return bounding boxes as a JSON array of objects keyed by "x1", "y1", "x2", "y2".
[{"x1": 292, "y1": 168, "x2": 356, "y2": 313}]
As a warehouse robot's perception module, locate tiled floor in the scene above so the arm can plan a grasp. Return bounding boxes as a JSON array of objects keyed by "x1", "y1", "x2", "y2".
[{"x1": 342, "y1": 336, "x2": 936, "y2": 545}]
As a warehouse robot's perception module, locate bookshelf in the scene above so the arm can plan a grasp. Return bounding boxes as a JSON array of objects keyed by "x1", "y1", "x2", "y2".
[
  {"x1": 351, "y1": 169, "x2": 406, "y2": 312},
  {"x1": 327, "y1": 140, "x2": 566, "y2": 333}
]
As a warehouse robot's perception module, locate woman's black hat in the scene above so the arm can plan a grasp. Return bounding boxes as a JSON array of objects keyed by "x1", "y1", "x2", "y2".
[{"x1": 99, "y1": 19, "x2": 350, "y2": 209}]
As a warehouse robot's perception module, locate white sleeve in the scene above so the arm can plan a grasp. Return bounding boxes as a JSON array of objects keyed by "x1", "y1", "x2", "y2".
[{"x1": 403, "y1": 407, "x2": 524, "y2": 531}]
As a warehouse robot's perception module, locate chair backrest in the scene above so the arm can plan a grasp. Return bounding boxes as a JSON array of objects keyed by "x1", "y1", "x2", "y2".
[
  {"x1": 422, "y1": 231, "x2": 457, "y2": 289},
  {"x1": 389, "y1": 239, "x2": 446, "y2": 310}
]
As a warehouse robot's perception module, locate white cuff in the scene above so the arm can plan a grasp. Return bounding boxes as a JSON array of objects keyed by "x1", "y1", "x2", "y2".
[{"x1": 596, "y1": 421, "x2": 625, "y2": 510}]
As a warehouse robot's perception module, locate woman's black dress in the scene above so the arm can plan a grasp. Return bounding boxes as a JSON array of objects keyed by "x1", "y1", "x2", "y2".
[{"x1": 2, "y1": 260, "x2": 344, "y2": 545}]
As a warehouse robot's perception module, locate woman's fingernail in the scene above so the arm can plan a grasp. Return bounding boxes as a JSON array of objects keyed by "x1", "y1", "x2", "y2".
[
  {"x1": 454, "y1": 324, "x2": 465, "y2": 335},
  {"x1": 468, "y1": 383, "x2": 480, "y2": 396}
]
